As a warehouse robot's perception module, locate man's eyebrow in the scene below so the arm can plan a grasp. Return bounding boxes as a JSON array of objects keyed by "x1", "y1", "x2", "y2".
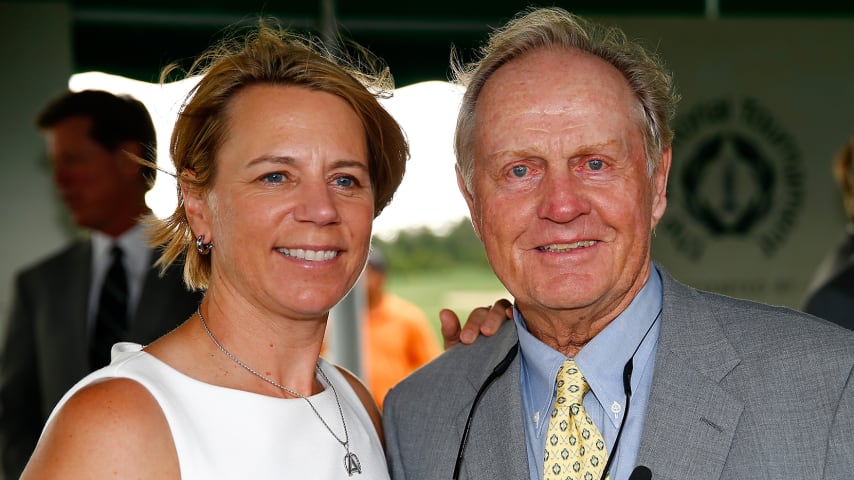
[
  {"x1": 572, "y1": 141, "x2": 623, "y2": 157},
  {"x1": 488, "y1": 140, "x2": 620, "y2": 159}
]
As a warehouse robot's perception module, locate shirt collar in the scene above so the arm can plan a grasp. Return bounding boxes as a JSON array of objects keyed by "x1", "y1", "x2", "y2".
[
  {"x1": 91, "y1": 224, "x2": 151, "y2": 276},
  {"x1": 515, "y1": 265, "x2": 663, "y2": 432}
]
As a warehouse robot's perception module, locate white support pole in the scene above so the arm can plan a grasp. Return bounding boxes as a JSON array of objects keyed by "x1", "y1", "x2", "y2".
[{"x1": 705, "y1": 0, "x2": 720, "y2": 20}]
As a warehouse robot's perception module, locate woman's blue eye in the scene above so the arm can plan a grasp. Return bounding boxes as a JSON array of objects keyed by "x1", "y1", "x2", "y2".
[
  {"x1": 511, "y1": 165, "x2": 528, "y2": 178},
  {"x1": 336, "y1": 176, "x2": 355, "y2": 188},
  {"x1": 588, "y1": 159, "x2": 604, "y2": 171}
]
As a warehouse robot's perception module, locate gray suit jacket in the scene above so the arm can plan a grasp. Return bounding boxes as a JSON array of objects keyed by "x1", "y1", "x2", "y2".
[
  {"x1": 383, "y1": 268, "x2": 854, "y2": 480},
  {"x1": 0, "y1": 239, "x2": 203, "y2": 479}
]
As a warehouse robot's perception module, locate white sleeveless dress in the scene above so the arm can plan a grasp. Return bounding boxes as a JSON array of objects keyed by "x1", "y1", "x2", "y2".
[{"x1": 45, "y1": 342, "x2": 390, "y2": 479}]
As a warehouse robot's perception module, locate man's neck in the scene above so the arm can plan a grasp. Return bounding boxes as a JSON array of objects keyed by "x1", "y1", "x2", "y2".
[
  {"x1": 97, "y1": 205, "x2": 150, "y2": 238},
  {"x1": 519, "y1": 273, "x2": 651, "y2": 357},
  {"x1": 523, "y1": 313, "x2": 617, "y2": 357}
]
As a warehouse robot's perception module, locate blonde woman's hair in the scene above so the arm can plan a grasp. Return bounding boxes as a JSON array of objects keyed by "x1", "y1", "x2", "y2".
[{"x1": 147, "y1": 21, "x2": 408, "y2": 290}]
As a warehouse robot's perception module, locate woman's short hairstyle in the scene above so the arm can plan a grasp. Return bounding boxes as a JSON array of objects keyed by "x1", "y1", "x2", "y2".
[
  {"x1": 453, "y1": 7, "x2": 680, "y2": 191},
  {"x1": 148, "y1": 22, "x2": 408, "y2": 290}
]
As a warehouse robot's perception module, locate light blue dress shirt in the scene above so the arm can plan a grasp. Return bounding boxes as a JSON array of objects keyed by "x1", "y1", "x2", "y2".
[{"x1": 516, "y1": 264, "x2": 662, "y2": 480}]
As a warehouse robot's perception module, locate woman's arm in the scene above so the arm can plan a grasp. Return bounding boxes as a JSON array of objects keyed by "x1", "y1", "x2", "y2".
[
  {"x1": 440, "y1": 298, "x2": 513, "y2": 349},
  {"x1": 21, "y1": 378, "x2": 179, "y2": 479}
]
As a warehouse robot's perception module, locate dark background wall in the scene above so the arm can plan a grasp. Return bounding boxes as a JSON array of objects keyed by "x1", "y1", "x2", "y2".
[{"x1": 65, "y1": 0, "x2": 854, "y2": 86}]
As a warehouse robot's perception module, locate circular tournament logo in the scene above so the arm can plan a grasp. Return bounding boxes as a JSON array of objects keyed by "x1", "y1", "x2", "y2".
[{"x1": 659, "y1": 98, "x2": 804, "y2": 261}]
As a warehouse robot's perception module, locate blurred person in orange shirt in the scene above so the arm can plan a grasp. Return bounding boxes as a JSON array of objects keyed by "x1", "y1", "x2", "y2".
[{"x1": 363, "y1": 248, "x2": 440, "y2": 407}]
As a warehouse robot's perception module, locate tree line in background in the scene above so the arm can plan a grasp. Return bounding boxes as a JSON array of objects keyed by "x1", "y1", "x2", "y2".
[{"x1": 373, "y1": 218, "x2": 490, "y2": 274}]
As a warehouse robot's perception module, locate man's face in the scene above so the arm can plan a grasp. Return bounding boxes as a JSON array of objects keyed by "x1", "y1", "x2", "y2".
[
  {"x1": 46, "y1": 115, "x2": 140, "y2": 234},
  {"x1": 462, "y1": 48, "x2": 670, "y2": 324}
]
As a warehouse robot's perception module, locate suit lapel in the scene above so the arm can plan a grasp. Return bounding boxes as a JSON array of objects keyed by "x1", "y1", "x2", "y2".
[
  {"x1": 134, "y1": 253, "x2": 173, "y2": 339},
  {"x1": 454, "y1": 322, "x2": 530, "y2": 479},
  {"x1": 133, "y1": 252, "x2": 198, "y2": 341},
  {"x1": 57, "y1": 241, "x2": 92, "y2": 362},
  {"x1": 42, "y1": 240, "x2": 92, "y2": 406},
  {"x1": 636, "y1": 270, "x2": 751, "y2": 480}
]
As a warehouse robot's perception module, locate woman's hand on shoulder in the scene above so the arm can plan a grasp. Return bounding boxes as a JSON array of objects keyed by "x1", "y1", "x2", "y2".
[
  {"x1": 440, "y1": 299, "x2": 513, "y2": 350},
  {"x1": 21, "y1": 378, "x2": 179, "y2": 479}
]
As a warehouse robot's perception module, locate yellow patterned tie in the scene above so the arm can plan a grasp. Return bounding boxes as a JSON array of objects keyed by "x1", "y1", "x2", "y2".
[{"x1": 543, "y1": 359, "x2": 609, "y2": 480}]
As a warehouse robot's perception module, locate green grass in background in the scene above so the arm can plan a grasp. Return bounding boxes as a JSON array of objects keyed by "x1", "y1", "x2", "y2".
[{"x1": 384, "y1": 265, "x2": 510, "y2": 342}]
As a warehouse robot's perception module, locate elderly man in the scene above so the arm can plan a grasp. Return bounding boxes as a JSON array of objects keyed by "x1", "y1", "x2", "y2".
[{"x1": 383, "y1": 7, "x2": 853, "y2": 480}]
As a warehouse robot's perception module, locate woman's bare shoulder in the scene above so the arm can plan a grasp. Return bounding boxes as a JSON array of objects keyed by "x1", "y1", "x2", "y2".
[{"x1": 21, "y1": 377, "x2": 179, "y2": 479}]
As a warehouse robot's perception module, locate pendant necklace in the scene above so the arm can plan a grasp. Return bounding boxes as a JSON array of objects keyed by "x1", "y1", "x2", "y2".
[{"x1": 197, "y1": 308, "x2": 362, "y2": 476}]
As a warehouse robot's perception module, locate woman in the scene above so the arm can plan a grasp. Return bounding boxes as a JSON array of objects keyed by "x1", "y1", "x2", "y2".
[{"x1": 22, "y1": 23, "x2": 407, "y2": 479}]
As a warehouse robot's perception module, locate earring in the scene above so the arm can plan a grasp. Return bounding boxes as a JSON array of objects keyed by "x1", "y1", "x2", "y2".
[{"x1": 196, "y1": 235, "x2": 214, "y2": 255}]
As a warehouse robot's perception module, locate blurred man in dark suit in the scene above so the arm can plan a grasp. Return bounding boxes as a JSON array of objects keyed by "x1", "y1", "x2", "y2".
[{"x1": 0, "y1": 90, "x2": 202, "y2": 479}]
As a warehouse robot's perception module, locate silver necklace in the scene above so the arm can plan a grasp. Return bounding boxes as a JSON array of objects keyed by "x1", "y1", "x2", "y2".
[{"x1": 197, "y1": 308, "x2": 362, "y2": 476}]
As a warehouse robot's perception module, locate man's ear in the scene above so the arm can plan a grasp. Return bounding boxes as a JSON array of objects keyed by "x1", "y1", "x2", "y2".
[
  {"x1": 650, "y1": 147, "x2": 672, "y2": 229},
  {"x1": 456, "y1": 166, "x2": 482, "y2": 240},
  {"x1": 181, "y1": 169, "x2": 210, "y2": 238}
]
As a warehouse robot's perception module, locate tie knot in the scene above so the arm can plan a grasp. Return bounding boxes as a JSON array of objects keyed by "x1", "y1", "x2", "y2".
[
  {"x1": 110, "y1": 244, "x2": 124, "y2": 260},
  {"x1": 555, "y1": 359, "x2": 589, "y2": 405}
]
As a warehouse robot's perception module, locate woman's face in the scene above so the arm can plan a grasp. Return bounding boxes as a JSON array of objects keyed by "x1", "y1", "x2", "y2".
[{"x1": 193, "y1": 84, "x2": 373, "y2": 320}]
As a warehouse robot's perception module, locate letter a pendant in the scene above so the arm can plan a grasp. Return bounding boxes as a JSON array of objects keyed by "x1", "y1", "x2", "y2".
[{"x1": 344, "y1": 452, "x2": 362, "y2": 476}]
